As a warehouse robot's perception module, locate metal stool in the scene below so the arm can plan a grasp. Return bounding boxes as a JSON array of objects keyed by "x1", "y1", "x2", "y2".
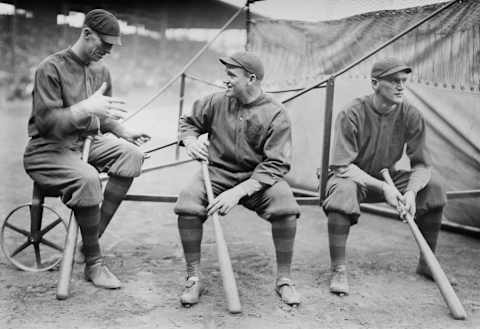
[{"x1": 1, "y1": 182, "x2": 66, "y2": 272}]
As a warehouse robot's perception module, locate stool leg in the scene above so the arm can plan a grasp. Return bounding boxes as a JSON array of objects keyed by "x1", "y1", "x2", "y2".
[{"x1": 30, "y1": 184, "x2": 45, "y2": 268}]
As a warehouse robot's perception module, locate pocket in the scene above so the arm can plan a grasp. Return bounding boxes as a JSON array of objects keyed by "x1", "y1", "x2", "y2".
[{"x1": 245, "y1": 117, "x2": 266, "y2": 148}]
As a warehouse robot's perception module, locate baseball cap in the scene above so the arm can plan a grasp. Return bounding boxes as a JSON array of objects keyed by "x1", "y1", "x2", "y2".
[
  {"x1": 219, "y1": 51, "x2": 264, "y2": 80},
  {"x1": 84, "y1": 9, "x2": 122, "y2": 46},
  {"x1": 371, "y1": 57, "x2": 412, "y2": 78}
]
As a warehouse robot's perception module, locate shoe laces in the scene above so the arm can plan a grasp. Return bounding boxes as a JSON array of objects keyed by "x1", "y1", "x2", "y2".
[{"x1": 185, "y1": 276, "x2": 199, "y2": 288}]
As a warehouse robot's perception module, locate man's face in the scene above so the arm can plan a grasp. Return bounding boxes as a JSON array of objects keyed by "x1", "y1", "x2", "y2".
[
  {"x1": 373, "y1": 71, "x2": 409, "y2": 104},
  {"x1": 224, "y1": 67, "x2": 251, "y2": 98},
  {"x1": 85, "y1": 28, "x2": 113, "y2": 62}
]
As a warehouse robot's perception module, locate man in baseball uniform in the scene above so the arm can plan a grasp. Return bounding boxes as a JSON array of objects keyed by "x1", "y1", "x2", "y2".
[
  {"x1": 174, "y1": 51, "x2": 301, "y2": 307},
  {"x1": 323, "y1": 57, "x2": 447, "y2": 295},
  {"x1": 24, "y1": 9, "x2": 150, "y2": 289}
]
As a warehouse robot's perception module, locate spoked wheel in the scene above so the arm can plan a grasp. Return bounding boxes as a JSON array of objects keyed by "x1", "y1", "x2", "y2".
[{"x1": 1, "y1": 203, "x2": 66, "y2": 272}]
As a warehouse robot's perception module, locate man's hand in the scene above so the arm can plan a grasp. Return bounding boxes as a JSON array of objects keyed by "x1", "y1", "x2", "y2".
[
  {"x1": 401, "y1": 190, "x2": 416, "y2": 218},
  {"x1": 82, "y1": 82, "x2": 127, "y2": 120},
  {"x1": 119, "y1": 128, "x2": 151, "y2": 146},
  {"x1": 185, "y1": 138, "x2": 209, "y2": 161},
  {"x1": 207, "y1": 186, "x2": 245, "y2": 216},
  {"x1": 382, "y1": 182, "x2": 404, "y2": 213}
]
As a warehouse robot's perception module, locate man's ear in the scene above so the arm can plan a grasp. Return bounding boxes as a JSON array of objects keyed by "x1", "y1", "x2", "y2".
[
  {"x1": 249, "y1": 73, "x2": 257, "y2": 83},
  {"x1": 82, "y1": 27, "x2": 93, "y2": 40}
]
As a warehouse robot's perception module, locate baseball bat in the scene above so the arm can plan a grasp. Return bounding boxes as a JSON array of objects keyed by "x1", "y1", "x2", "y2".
[
  {"x1": 381, "y1": 168, "x2": 466, "y2": 320},
  {"x1": 56, "y1": 137, "x2": 93, "y2": 300},
  {"x1": 201, "y1": 161, "x2": 242, "y2": 314}
]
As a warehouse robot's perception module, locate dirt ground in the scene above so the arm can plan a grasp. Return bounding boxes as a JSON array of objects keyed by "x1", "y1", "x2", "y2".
[{"x1": 1, "y1": 97, "x2": 479, "y2": 329}]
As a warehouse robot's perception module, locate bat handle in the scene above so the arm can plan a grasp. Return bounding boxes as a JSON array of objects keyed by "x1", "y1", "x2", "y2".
[
  {"x1": 380, "y1": 168, "x2": 408, "y2": 220},
  {"x1": 380, "y1": 168, "x2": 395, "y2": 188},
  {"x1": 201, "y1": 161, "x2": 214, "y2": 203}
]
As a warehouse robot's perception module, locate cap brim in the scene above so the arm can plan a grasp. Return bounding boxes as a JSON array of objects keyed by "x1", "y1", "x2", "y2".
[
  {"x1": 99, "y1": 34, "x2": 122, "y2": 46},
  {"x1": 219, "y1": 56, "x2": 241, "y2": 68},
  {"x1": 378, "y1": 65, "x2": 412, "y2": 78}
]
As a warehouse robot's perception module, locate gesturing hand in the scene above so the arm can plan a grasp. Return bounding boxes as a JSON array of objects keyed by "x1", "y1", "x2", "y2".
[
  {"x1": 121, "y1": 128, "x2": 151, "y2": 146},
  {"x1": 185, "y1": 138, "x2": 209, "y2": 161},
  {"x1": 83, "y1": 82, "x2": 127, "y2": 120},
  {"x1": 207, "y1": 187, "x2": 244, "y2": 216}
]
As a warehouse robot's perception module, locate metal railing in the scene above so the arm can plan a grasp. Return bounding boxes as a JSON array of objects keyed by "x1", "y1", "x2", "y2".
[
  {"x1": 277, "y1": 0, "x2": 461, "y2": 200},
  {"x1": 118, "y1": 0, "x2": 478, "y2": 236}
]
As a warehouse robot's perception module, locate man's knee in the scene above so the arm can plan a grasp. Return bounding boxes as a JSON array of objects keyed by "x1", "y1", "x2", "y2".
[
  {"x1": 322, "y1": 178, "x2": 361, "y2": 217},
  {"x1": 109, "y1": 142, "x2": 145, "y2": 177},
  {"x1": 64, "y1": 169, "x2": 102, "y2": 207},
  {"x1": 256, "y1": 181, "x2": 300, "y2": 220},
  {"x1": 174, "y1": 187, "x2": 208, "y2": 219},
  {"x1": 79, "y1": 170, "x2": 100, "y2": 188},
  {"x1": 416, "y1": 175, "x2": 446, "y2": 214}
]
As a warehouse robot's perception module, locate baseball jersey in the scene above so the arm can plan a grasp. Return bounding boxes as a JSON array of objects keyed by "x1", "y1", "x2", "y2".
[
  {"x1": 179, "y1": 91, "x2": 293, "y2": 186},
  {"x1": 28, "y1": 48, "x2": 122, "y2": 149},
  {"x1": 331, "y1": 94, "x2": 431, "y2": 190}
]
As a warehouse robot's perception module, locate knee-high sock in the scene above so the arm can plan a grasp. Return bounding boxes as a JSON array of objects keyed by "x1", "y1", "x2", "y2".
[
  {"x1": 73, "y1": 205, "x2": 101, "y2": 264},
  {"x1": 415, "y1": 208, "x2": 443, "y2": 261},
  {"x1": 271, "y1": 215, "x2": 297, "y2": 279},
  {"x1": 98, "y1": 175, "x2": 133, "y2": 238},
  {"x1": 178, "y1": 215, "x2": 203, "y2": 278},
  {"x1": 328, "y1": 212, "x2": 351, "y2": 269}
]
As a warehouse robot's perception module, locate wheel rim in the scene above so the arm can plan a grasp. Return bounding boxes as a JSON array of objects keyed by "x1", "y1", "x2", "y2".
[{"x1": 1, "y1": 203, "x2": 66, "y2": 272}]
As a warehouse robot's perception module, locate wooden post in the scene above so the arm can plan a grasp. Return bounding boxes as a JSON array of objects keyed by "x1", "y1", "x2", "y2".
[
  {"x1": 245, "y1": 0, "x2": 251, "y2": 51},
  {"x1": 10, "y1": 1, "x2": 17, "y2": 86},
  {"x1": 319, "y1": 76, "x2": 335, "y2": 201},
  {"x1": 175, "y1": 73, "x2": 186, "y2": 160}
]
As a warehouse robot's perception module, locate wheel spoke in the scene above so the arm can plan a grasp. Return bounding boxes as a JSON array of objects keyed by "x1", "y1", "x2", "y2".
[
  {"x1": 34, "y1": 244, "x2": 42, "y2": 268},
  {"x1": 10, "y1": 240, "x2": 31, "y2": 257},
  {"x1": 40, "y1": 218, "x2": 63, "y2": 236},
  {"x1": 40, "y1": 238, "x2": 63, "y2": 252},
  {"x1": 4, "y1": 222, "x2": 30, "y2": 237}
]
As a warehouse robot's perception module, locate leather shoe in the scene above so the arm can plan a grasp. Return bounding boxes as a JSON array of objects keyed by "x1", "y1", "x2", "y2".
[
  {"x1": 180, "y1": 276, "x2": 203, "y2": 306},
  {"x1": 84, "y1": 259, "x2": 122, "y2": 289},
  {"x1": 275, "y1": 277, "x2": 301, "y2": 306},
  {"x1": 330, "y1": 265, "x2": 349, "y2": 296}
]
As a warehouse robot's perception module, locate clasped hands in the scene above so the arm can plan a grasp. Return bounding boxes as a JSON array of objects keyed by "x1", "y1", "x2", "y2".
[{"x1": 382, "y1": 183, "x2": 416, "y2": 220}]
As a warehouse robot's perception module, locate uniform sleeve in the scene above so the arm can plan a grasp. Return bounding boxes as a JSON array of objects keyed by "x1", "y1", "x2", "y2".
[
  {"x1": 330, "y1": 108, "x2": 359, "y2": 167},
  {"x1": 250, "y1": 110, "x2": 292, "y2": 186},
  {"x1": 178, "y1": 94, "x2": 214, "y2": 143},
  {"x1": 405, "y1": 107, "x2": 432, "y2": 192},
  {"x1": 99, "y1": 69, "x2": 126, "y2": 136},
  {"x1": 405, "y1": 107, "x2": 431, "y2": 167},
  {"x1": 32, "y1": 62, "x2": 98, "y2": 137}
]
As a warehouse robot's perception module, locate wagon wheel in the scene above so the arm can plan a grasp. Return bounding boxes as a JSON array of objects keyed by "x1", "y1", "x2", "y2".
[{"x1": 1, "y1": 203, "x2": 67, "y2": 272}]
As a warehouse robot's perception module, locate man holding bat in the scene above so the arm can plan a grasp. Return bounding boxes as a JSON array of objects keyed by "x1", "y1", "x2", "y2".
[
  {"x1": 174, "y1": 51, "x2": 301, "y2": 306},
  {"x1": 23, "y1": 9, "x2": 150, "y2": 289},
  {"x1": 322, "y1": 58, "x2": 447, "y2": 295}
]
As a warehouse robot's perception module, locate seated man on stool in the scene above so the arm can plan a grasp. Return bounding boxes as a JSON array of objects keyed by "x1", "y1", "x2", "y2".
[
  {"x1": 323, "y1": 57, "x2": 447, "y2": 295},
  {"x1": 174, "y1": 51, "x2": 301, "y2": 306},
  {"x1": 23, "y1": 9, "x2": 150, "y2": 289}
]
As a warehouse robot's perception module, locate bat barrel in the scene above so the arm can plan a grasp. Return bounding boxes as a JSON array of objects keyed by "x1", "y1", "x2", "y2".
[
  {"x1": 56, "y1": 137, "x2": 92, "y2": 300},
  {"x1": 201, "y1": 161, "x2": 242, "y2": 313},
  {"x1": 381, "y1": 168, "x2": 466, "y2": 320},
  {"x1": 56, "y1": 213, "x2": 78, "y2": 300},
  {"x1": 407, "y1": 214, "x2": 466, "y2": 319}
]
